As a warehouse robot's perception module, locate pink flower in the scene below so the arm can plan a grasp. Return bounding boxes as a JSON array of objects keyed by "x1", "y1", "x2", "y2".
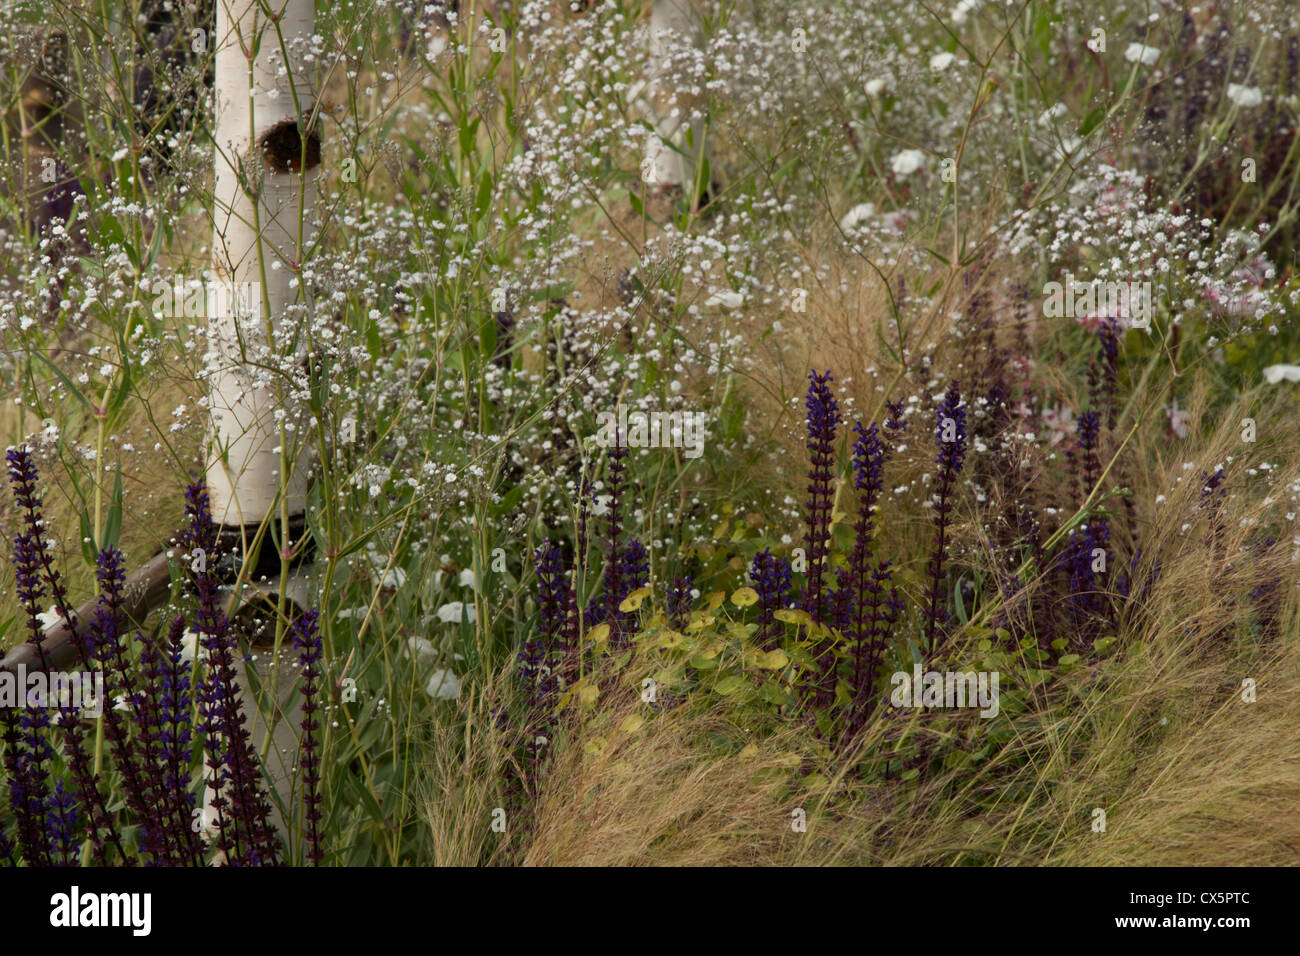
[
  {"x1": 881, "y1": 210, "x2": 913, "y2": 234},
  {"x1": 1166, "y1": 398, "x2": 1191, "y2": 438},
  {"x1": 1041, "y1": 403, "x2": 1075, "y2": 446},
  {"x1": 1076, "y1": 311, "x2": 1106, "y2": 333}
]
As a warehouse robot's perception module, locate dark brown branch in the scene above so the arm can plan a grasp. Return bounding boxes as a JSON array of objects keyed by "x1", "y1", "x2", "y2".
[{"x1": 0, "y1": 550, "x2": 172, "y2": 675}]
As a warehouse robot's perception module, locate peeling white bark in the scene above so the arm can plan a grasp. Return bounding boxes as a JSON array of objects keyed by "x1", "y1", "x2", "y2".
[
  {"x1": 207, "y1": 0, "x2": 316, "y2": 529},
  {"x1": 642, "y1": 0, "x2": 709, "y2": 197},
  {"x1": 202, "y1": 0, "x2": 317, "y2": 860}
]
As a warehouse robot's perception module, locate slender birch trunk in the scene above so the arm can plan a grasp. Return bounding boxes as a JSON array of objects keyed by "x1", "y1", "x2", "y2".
[
  {"x1": 201, "y1": 0, "x2": 318, "y2": 857},
  {"x1": 208, "y1": 0, "x2": 315, "y2": 528},
  {"x1": 642, "y1": 0, "x2": 710, "y2": 201}
]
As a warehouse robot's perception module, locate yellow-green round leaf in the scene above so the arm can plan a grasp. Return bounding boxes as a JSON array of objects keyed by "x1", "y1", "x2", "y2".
[
  {"x1": 773, "y1": 608, "x2": 813, "y2": 626},
  {"x1": 714, "y1": 674, "x2": 745, "y2": 696},
  {"x1": 619, "y1": 713, "x2": 645, "y2": 733},
  {"x1": 731, "y1": 587, "x2": 760, "y2": 608},
  {"x1": 619, "y1": 587, "x2": 652, "y2": 613},
  {"x1": 756, "y1": 649, "x2": 789, "y2": 670},
  {"x1": 657, "y1": 630, "x2": 687, "y2": 650},
  {"x1": 585, "y1": 623, "x2": 610, "y2": 647}
]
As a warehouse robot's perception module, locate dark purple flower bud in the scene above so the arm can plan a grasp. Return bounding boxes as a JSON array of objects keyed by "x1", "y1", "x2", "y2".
[
  {"x1": 924, "y1": 381, "x2": 966, "y2": 655},
  {"x1": 751, "y1": 548, "x2": 792, "y2": 650},
  {"x1": 666, "y1": 575, "x2": 693, "y2": 629},
  {"x1": 43, "y1": 780, "x2": 80, "y2": 866},
  {"x1": 292, "y1": 608, "x2": 325, "y2": 865},
  {"x1": 619, "y1": 538, "x2": 649, "y2": 594},
  {"x1": 801, "y1": 371, "x2": 840, "y2": 626}
]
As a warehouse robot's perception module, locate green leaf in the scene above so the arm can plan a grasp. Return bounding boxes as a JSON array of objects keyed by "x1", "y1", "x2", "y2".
[
  {"x1": 713, "y1": 674, "x2": 744, "y2": 696},
  {"x1": 31, "y1": 352, "x2": 95, "y2": 415},
  {"x1": 475, "y1": 169, "x2": 492, "y2": 219},
  {"x1": 102, "y1": 469, "x2": 123, "y2": 553},
  {"x1": 79, "y1": 509, "x2": 97, "y2": 567},
  {"x1": 758, "y1": 679, "x2": 791, "y2": 706},
  {"x1": 1079, "y1": 106, "x2": 1104, "y2": 137}
]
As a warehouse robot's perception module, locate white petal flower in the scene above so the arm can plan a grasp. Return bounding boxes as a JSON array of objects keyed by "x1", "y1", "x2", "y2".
[
  {"x1": 458, "y1": 568, "x2": 478, "y2": 590},
  {"x1": 929, "y1": 51, "x2": 956, "y2": 72},
  {"x1": 180, "y1": 629, "x2": 200, "y2": 664},
  {"x1": 703, "y1": 290, "x2": 745, "y2": 309},
  {"x1": 865, "y1": 77, "x2": 890, "y2": 97},
  {"x1": 1227, "y1": 84, "x2": 1263, "y2": 108},
  {"x1": 37, "y1": 606, "x2": 62, "y2": 632},
  {"x1": 1124, "y1": 43, "x2": 1160, "y2": 66},
  {"x1": 1263, "y1": 363, "x2": 1300, "y2": 384},
  {"x1": 436, "y1": 601, "x2": 475, "y2": 624},
  {"x1": 425, "y1": 669, "x2": 461, "y2": 700},
  {"x1": 890, "y1": 149, "x2": 927, "y2": 177},
  {"x1": 839, "y1": 203, "x2": 876, "y2": 232},
  {"x1": 368, "y1": 553, "x2": 407, "y2": 590},
  {"x1": 405, "y1": 636, "x2": 438, "y2": 666}
]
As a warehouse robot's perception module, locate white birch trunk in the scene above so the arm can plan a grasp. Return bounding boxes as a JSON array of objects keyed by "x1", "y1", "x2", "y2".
[
  {"x1": 642, "y1": 0, "x2": 709, "y2": 199},
  {"x1": 201, "y1": 0, "x2": 318, "y2": 860},
  {"x1": 207, "y1": 0, "x2": 316, "y2": 528}
]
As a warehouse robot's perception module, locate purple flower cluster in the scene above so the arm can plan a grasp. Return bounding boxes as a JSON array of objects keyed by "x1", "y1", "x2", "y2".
[
  {"x1": 666, "y1": 575, "x2": 693, "y2": 629},
  {"x1": 292, "y1": 608, "x2": 325, "y2": 865},
  {"x1": 924, "y1": 381, "x2": 967, "y2": 655},
  {"x1": 0, "y1": 452, "x2": 322, "y2": 867},
  {"x1": 183, "y1": 479, "x2": 283, "y2": 866},
  {"x1": 522, "y1": 540, "x2": 574, "y2": 708},
  {"x1": 801, "y1": 371, "x2": 840, "y2": 626},
  {"x1": 751, "y1": 548, "x2": 792, "y2": 650}
]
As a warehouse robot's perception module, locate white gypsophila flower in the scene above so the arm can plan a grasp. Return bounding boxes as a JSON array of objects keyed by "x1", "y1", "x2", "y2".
[
  {"x1": 425, "y1": 669, "x2": 461, "y2": 701},
  {"x1": 865, "y1": 76, "x2": 890, "y2": 97},
  {"x1": 929, "y1": 51, "x2": 955, "y2": 71},
  {"x1": 458, "y1": 568, "x2": 477, "y2": 590},
  {"x1": 1227, "y1": 84, "x2": 1263, "y2": 108},
  {"x1": 1124, "y1": 43, "x2": 1160, "y2": 65},
  {"x1": 951, "y1": 0, "x2": 977, "y2": 26},
  {"x1": 891, "y1": 149, "x2": 927, "y2": 177},
  {"x1": 1037, "y1": 102, "x2": 1067, "y2": 125}
]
